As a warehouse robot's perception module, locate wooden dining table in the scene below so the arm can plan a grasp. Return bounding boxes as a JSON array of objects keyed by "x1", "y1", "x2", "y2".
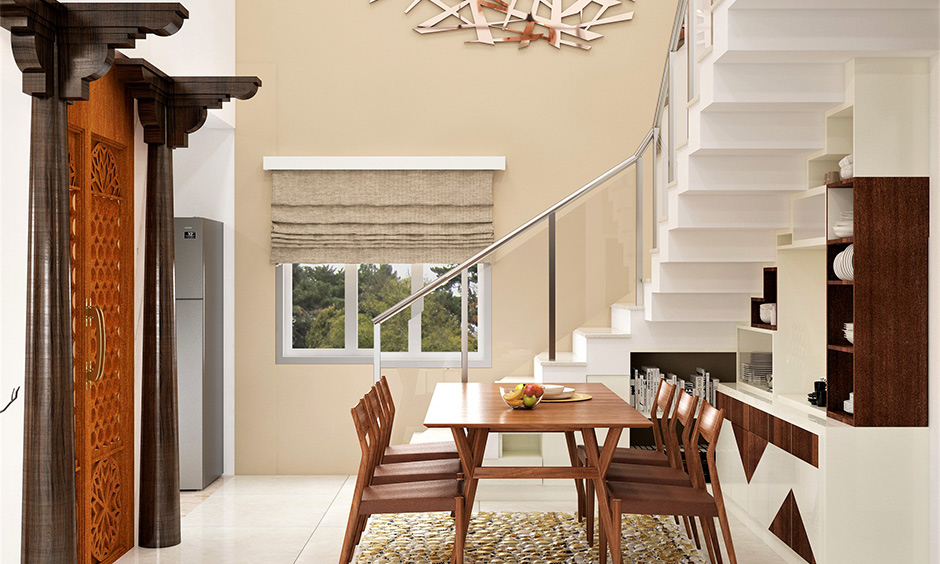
[{"x1": 423, "y1": 382, "x2": 652, "y2": 564}]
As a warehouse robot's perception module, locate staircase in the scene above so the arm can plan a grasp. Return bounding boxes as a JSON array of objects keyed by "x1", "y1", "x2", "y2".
[{"x1": 534, "y1": 0, "x2": 938, "y2": 384}]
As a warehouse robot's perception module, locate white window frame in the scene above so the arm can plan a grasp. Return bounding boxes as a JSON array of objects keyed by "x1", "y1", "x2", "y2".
[{"x1": 275, "y1": 263, "x2": 492, "y2": 368}]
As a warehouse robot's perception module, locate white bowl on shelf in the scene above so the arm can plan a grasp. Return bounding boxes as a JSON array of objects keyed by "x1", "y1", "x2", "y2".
[{"x1": 832, "y1": 225, "x2": 853, "y2": 238}]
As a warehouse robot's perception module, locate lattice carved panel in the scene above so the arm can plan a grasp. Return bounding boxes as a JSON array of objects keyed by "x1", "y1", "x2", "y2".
[
  {"x1": 90, "y1": 143, "x2": 122, "y2": 198},
  {"x1": 87, "y1": 192, "x2": 124, "y2": 455},
  {"x1": 89, "y1": 456, "x2": 123, "y2": 563}
]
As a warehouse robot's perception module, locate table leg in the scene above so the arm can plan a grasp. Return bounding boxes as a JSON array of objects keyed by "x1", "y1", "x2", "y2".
[
  {"x1": 564, "y1": 431, "x2": 586, "y2": 522},
  {"x1": 451, "y1": 427, "x2": 489, "y2": 545},
  {"x1": 582, "y1": 427, "x2": 624, "y2": 564}
]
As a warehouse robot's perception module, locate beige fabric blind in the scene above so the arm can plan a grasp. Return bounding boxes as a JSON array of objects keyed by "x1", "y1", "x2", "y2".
[{"x1": 270, "y1": 169, "x2": 494, "y2": 264}]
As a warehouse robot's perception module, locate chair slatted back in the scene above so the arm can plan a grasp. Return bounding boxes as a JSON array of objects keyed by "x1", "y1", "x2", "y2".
[
  {"x1": 684, "y1": 401, "x2": 725, "y2": 494},
  {"x1": 665, "y1": 390, "x2": 699, "y2": 470},
  {"x1": 651, "y1": 379, "x2": 677, "y2": 455},
  {"x1": 365, "y1": 387, "x2": 392, "y2": 452},
  {"x1": 351, "y1": 398, "x2": 380, "y2": 489}
]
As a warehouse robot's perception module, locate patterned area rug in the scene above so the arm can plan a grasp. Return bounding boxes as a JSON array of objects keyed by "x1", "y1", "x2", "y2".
[{"x1": 354, "y1": 511, "x2": 709, "y2": 564}]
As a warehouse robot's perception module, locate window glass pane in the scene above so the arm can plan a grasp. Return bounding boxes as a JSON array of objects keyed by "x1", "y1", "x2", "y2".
[
  {"x1": 358, "y1": 264, "x2": 410, "y2": 352},
  {"x1": 422, "y1": 264, "x2": 478, "y2": 353},
  {"x1": 291, "y1": 264, "x2": 345, "y2": 349}
]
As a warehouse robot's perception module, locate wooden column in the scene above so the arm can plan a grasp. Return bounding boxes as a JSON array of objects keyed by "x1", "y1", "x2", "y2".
[
  {"x1": 139, "y1": 142, "x2": 181, "y2": 547},
  {"x1": 21, "y1": 41, "x2": 78, "y2": 564},
  {"x1": 1, "y1": 3, "x2": 187, "y2": 561},
  {"x1": 115, "y1": 58, "x2": 260, "y2": 548}
]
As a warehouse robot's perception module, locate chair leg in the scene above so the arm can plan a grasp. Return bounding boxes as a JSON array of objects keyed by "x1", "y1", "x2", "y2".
[
  {"x1": 453, "y1": 496, "x2": 465, "y2": 564},
  {"x1": 598, "y1": 508, "x2": 607, "y2": 564},
  {"x1": 716, "y1": 507, "x2": 737, "y2": 564},
  {"x1": 586, "y1": 480, "x2": 595, "y2": 546},
  {"x1": 610, "y1": 498, "x2": 622, "y2": 564},
  {"x1": 699, "y1": 517, "x2": 718, "y2": 564},
  {"x1": 339, "y1": 498, "x2": 363, "y2": 564},
  {"x1": 354, "y1": 514, "x2": 368, "y2": 545},
  {"x1": 683, "y1": 515, "x2": 701, "y2": 548}
]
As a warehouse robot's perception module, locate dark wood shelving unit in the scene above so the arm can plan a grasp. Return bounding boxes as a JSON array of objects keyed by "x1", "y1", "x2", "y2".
[
  {"x1": 750, "y1": 267, "x2": 777, "y2": 331},
  {"x1": 824, "y1": 177, "x2": 928, "y2": 427}
]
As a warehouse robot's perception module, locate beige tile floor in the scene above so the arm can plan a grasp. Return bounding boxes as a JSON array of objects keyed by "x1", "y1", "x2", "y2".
[{"x1": 116, "y1": 475, "x2": 790, "y2": 564}]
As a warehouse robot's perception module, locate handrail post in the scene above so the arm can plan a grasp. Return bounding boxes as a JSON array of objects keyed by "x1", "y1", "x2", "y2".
[
  {"x1": 636, "y1": 157, "x2": 644, "y2": 307},
  {"x1": 548, "y1": 212, "x2": 556, "y2": 361},
  {"x1": 373, "y1": 324, "x2": 381, "y2": 383},
  {"x1": 461, "y1": 269, "x2": 469, "y2": 383},
  {"x1": 652, "y1": 127, "x2": 660, "y2": 250}
]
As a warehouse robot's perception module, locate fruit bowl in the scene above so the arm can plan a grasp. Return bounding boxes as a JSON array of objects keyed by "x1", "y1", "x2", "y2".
[{"x1": 500, "y1": 384, "x2": 544, "y2": 409}]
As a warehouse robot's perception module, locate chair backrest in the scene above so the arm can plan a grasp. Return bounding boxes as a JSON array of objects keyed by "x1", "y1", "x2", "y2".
[
  {"x1": 364, "y1": 387, "x2": 392, "y2": 452},
  {"x1": 664, "y1": 389, "x2": 699, "y2": 470},
  {"x1": 377, "y1": 375, "x2": 396, "y2": 425},
  {"x1": 650, "y1": 379, "x2": 677, "y2": 454},
  {"x1": 351, "y1": 397, "x2": 380, "y2": 488},
  {"x1": 684, "y1": 401, "x2": 725, "y2": 499}
]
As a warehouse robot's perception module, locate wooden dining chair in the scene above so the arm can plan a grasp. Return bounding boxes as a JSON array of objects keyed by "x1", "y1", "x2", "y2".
[
  {"x1": 364, "y1": 387, "x2": 461, "y2": 485},
  {"x1": 575, "y1": 379, "x2": 677, "y2": 521},
  {"x1": 598, "y1": 401, "x2": 737, "y2": 564},
  {"x1": 339, "y1": 396, "x2": 466, "y2": 564},
  {"x1": 376, "y1": 376, "x2": 460, "y2": 464},
  {"x1": 585, "y1": 390, "x2": 702, "y2": 547}
]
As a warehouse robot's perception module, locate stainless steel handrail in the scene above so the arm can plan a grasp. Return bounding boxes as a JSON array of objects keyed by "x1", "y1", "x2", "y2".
[
  {"x1": 371, "y1": 0, "x2": 692, "y2": 383},
  {"x1": 372, "y1": 127, "x2": 656, "y2": 326}
]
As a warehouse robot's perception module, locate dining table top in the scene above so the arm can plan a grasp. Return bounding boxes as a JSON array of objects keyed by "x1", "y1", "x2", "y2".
[{"x1": 422, "y1": 382, "x2": 651, "y2": 432}]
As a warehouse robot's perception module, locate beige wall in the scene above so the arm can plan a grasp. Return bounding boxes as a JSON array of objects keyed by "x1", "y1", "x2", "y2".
[{"x1": 234, "y1": 0, "x2": 677, "y2": 474}]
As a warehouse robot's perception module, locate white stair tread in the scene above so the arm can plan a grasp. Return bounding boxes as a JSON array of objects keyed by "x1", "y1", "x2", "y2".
[
  {"x1": 574, "y1": 327, "x2": 631, "y2": 339},
  {"x1": 535, "y1": 352, "x2": 586, "y2": 367}
]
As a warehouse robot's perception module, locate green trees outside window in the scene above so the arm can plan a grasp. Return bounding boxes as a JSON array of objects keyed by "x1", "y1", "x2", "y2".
[{"x1": 290, "y1": 263, "x2": 478, "y2": 353}]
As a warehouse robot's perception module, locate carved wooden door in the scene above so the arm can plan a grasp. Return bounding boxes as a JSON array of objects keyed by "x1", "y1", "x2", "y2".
[{"x1": 68, "y1": 66, "x2": 136, "y2": 564}]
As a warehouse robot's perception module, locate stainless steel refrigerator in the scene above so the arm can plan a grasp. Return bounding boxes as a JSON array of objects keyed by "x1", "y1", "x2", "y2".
[{"x1": 175, "y1": 217, "x2": 224, "y2": 490}]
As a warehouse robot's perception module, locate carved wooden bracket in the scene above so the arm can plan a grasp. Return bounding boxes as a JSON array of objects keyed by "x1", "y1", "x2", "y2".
[
  {"x1": 0, "y1": 0, "x2": 188, "y2": 99},
  {"x1": 114, "y1": 58, "x2": 261, "y2": 148}
]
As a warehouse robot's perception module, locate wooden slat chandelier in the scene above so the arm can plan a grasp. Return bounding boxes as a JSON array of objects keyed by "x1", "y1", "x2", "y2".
[{"x1": 373, "y1": 0, "x2": 636, "y2": 50}]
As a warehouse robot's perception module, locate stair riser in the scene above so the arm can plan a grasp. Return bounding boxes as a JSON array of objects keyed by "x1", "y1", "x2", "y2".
[
  {"x1": 657, "y1": 228, "x2": 777, "y2": 263},
  {"x1": 651, "y1": 262, "x2": 764, "y2": 294},
  {"x1": 573, "y1": 334, "x2": 632, "y2": 376},
  {"x1": 690, "y1": 111, "x2": 824, "y2": 154},
  {"x1": 646, "y1": 293, "x2": 751, "y2": 323},
  {"x1": 699, "y1": 62, "x2": 844, "y2": 110},
  {"x1": 680, "y1": 154, "x2": 807, "y2": 193},
  {"x1": 717, "y1": 8, "x2": 938, "y2": 63},
  {"x1": 667, "y1": 192, "x2": 791, "y2": 229}
]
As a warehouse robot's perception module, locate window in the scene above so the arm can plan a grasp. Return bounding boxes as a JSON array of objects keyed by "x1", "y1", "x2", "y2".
[{"x1": 276, "y1": 263, "x2": 490, "y2": 367}]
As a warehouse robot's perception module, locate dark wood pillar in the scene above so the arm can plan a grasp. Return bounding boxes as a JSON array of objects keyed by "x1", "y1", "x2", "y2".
[
  {"x1": 21, "y1": 42, "x2": 78, "y2": 564},
  {"x1": 115, "y1": 58, "x2": 260, "y2": 548},
  {"x1": 139, "y1": 142, "x2": 181, "y2": 547},
  {"x1": 1, "y1": 3, "x2": 187, "y2": 562}
]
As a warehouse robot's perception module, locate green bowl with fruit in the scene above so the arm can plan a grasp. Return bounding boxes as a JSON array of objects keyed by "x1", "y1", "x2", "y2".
[{"x1": 500, "y1": 384, "x2": 544, "y2": 409}]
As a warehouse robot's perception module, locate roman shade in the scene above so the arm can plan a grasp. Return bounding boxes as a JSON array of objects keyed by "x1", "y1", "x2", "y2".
[{"x1": 266, "y1": 158, "x2": 502, "y2": 265}]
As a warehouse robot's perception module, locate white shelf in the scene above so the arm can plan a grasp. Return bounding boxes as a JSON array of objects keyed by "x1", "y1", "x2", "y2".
[
  {"x1": 778, "y1": 236, "x2": 826, "y2": 251},
  {"x1": 776, "y1": 394, "x2": 827, "y2": 418},
  {"x1": 737, "y1": 324, "x2": 775, "y2": 336}
]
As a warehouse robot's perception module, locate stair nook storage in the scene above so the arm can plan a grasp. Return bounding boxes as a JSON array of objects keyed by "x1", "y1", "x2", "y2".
[{"x1": 824, "y1": 177, "x2": 928, "y2": 427}]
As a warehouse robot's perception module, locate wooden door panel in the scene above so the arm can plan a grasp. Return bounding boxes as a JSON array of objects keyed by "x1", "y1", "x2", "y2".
[{"x1": 68, "y1": 66, "x2": 135, "y2": 564}]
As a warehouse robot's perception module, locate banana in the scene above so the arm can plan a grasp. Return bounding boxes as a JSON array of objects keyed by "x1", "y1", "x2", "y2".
[{"x1": 503, "y1": 387, "x2": 524, "y2": 402}]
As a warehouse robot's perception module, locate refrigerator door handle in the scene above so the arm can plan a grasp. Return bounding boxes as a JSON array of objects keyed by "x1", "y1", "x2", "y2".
[{"x1": 86, "y1": 302, "x2": 106, "y2": 383}]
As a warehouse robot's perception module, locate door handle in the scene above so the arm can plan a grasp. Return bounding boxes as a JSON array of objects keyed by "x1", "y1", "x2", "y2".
[{"x1": 85, "y1": 303, "x2": 106, "y2": 383}]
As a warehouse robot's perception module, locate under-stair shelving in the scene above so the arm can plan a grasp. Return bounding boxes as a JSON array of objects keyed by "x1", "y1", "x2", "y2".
[{"x1": 825, "y1": 177, "x2": 928, "y2": 427}]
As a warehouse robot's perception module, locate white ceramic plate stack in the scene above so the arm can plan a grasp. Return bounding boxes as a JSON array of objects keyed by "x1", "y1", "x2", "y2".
[
  {"x1": 843, "y1": 322, "x2": 854, "y2": 344},
  {"x1": 832, "y1": 211, "x2": 853, "y2": 238},
  {"x1": 758, "y1": 303, "x2": 776, "y2": 325},
  {"x1": 844, "y1": 392, "x2": 854, "y2": 414},
  {"x1": 833, "y1": 244, "x2": 854, "y2": 281}
]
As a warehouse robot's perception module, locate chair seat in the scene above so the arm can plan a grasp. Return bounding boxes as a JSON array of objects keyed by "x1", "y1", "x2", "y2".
[
  {"x1": 360, "y1": 479, "x2": 461, "y2": 515},
  {"x1": 384, "y1": 440, "x2": 459, "y2": 463},
  {"x1": 606, "y1": 462, "x2": 691, "y2": 487},
  {"x1": 577, "y1": 444, "x2": 670, "y2": 467},
  {"x1": 607, "y1": 480, "x2": 719, "y2": 518},
  {"x1": 372, "y1": 458, "x2": 462, "y2": 485}
]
